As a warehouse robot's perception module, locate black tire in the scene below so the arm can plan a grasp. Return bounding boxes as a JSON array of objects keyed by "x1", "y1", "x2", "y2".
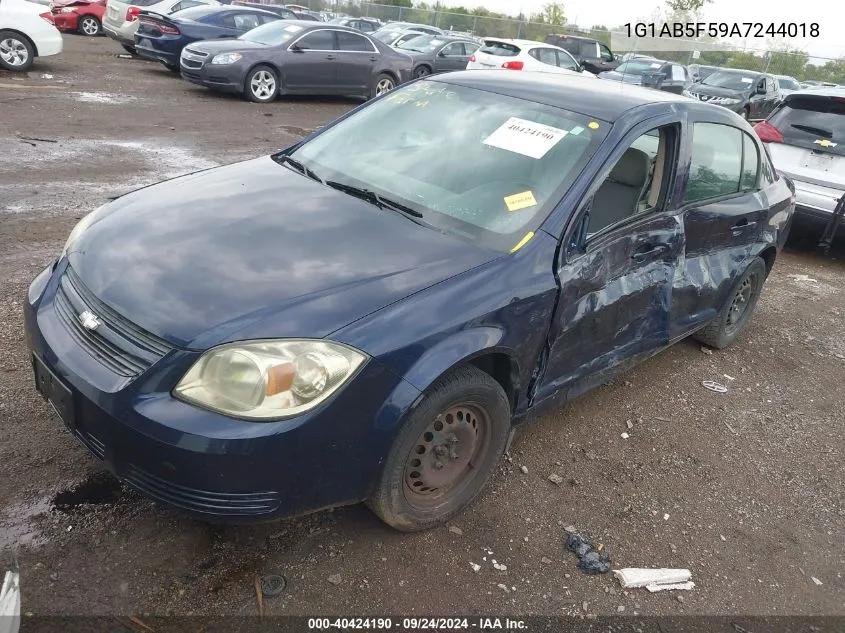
[
  {"x1": 414, "y1": 65, "x2": 431, "y2": 79},
  {"x1": 694, "y1": 257, "x2": 767, "y2": 349},
  {"x1": 243, "y1": 64, "x2": 279, "y2": 103},
  {"x1": 121, "y1": 44, "x2": 138, "y2": 56},
  {"x1": 0, "y1": 30, "x2": 35, "y2": 72},
  {"x1": 164, "y1": 62, "x2": 180, "y2": 73},
  {"x1": 370, "y1": 72, "x2": 395, "y2": 99},
  {"x1": 78, "y1": 16, "x2": 101, "y2": 37},
  {"x1": 367, "y1": 365, "x2": 511, "y2": 532}
]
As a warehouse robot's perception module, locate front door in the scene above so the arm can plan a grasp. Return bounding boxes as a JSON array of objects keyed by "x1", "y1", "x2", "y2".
[
  {"x1": 535, "y1": 120, "x2": 684, "y2": 404},
  {"x1": 284, "y1": 29, "x2": 338, "y2": 92},
  {"x1": 334, "y1": 30, "x2": 377, "y2": 94},
  {"x1": 434, "y1": 42, "x2": 473, "y2": 73}
]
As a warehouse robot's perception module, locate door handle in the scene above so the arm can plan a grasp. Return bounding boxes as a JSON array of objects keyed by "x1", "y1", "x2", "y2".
[
  {"x1": 631, "y1": 243, "x2": 669, "y2": 261},
  {"x1": 731, "y1": 219, "x2": 757, "y2": 229},
  {"x1": 369, "y1": 55, "x2": 378, "y2": 61},
  {"x1": 325, "y1": 54, "x2": 336, "y2": 60}
]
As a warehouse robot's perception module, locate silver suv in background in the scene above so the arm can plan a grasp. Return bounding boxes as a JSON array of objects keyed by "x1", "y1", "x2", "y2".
[{"x1": 755, "y1": 89, "x2": 844, "y2": 243}]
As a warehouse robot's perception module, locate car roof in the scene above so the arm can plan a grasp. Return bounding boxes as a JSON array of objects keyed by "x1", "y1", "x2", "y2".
[
  {"x1": 482, "y1": 38, "x2": 556, "y2": 49},
  {"x1": 432, "y1": 70, "x2": 690, "y2": 121},
  {"x1": 711, "y1": 68, "x2": 764, "y2": 76},
  {"x1": 545, "y1": 33, "x2": 598, "y2": 43},
  {"x1": 775, "y1": 74, "x2": 797, "y2": 79},
  {"x1": 786, "y1": 87, "x2": 845, "y2": 99}
]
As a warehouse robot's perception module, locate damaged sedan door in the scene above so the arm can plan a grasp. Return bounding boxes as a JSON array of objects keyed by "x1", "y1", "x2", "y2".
[{"x1": 534, "y1": 120, "x2": 684, "y2": 405}]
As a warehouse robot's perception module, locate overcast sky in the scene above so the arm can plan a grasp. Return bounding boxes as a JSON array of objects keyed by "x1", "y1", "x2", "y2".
[{"x1": 453, "y1": 0, "x2": 844, "y2": 61}]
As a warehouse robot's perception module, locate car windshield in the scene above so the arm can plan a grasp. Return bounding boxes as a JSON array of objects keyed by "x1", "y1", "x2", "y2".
[
  {"x1": 173, "y1": 6, "x2": 219, "y2": 19},
  {"x1": 289, "y1": 80, "x2": 608, "y2": 252},
  {"x1": 373, "y1": 29, "x2": 401, "y2": 43},
  {"x1": 239, "y1": 21, "x2": 304, "y2": 45},
  {"x1": 396, "y1": 35, "x2": 444, "y2": 53},
  {"x1": 777, "y1": 77, "x2": 801, "y2": 90},
  {"x1": 615, "y1": 60, "x2": 663, "y2": 76},
  {"x1": 479, "y1": 41, "x2": 520, "y2": 57},
  {"x1": 770, "y1": 95, "x2": 845, "y2": 149},
  {"x1": 702, "y1": 71, "x2": 758, "y2": 90}
]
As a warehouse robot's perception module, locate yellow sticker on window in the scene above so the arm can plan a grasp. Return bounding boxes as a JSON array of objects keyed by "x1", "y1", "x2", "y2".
[
  {"x1": 504, "y1": 190, "x2": 537, "y2": 212},
  {"x1": 588, "y1": 121, "x2": 600, "y2": 129}
]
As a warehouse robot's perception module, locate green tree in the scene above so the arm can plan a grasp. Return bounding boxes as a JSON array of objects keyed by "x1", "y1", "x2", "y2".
[
  {"x1": 541, "y1": 2, "x2": 565, "y2": 26},
  {"x1": 665, "y1": 0, "x2": 712, "y2": 11}
]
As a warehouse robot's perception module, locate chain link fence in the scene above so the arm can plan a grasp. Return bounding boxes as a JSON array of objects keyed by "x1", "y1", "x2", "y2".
[{"x1": 293, "y1": 1, "x2": 845, "y2": 84}]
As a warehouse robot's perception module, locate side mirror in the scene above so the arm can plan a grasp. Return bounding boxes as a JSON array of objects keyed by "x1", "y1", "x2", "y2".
[
  {"x1": 290, "y1": 44, "x2": 304, "y2": 53},
  {"x1": 438, "y1": 50, "x2": 447, "y2": 57}
]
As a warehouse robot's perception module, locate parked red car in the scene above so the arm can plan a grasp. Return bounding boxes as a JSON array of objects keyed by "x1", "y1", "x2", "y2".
[{"x1": 41, "y1": 0, "x2": 106, "y2": 36}]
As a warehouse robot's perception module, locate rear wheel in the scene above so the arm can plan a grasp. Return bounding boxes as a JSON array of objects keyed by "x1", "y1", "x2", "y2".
[
  {"x1": 371, "y1": 73, "x2": 395, "y2": 99},
  {"x1": 367, "y1": 365, "x2": 511, "y2": 532},
  {"x1": 0, "y1": 30, "x2": 35, "y2": 72},
  {"x1": 694, "y1": 257, "x2": 766, "y2": 349},
  {"x1": 244, "y1": 64, "x2": 279, "y2": 103},
  {"x1": 78, "y1": 16, "x2": 101, "y2": 36},
  {"x1": 414, "y1": 65, "x2": 431, "y2": 79}
]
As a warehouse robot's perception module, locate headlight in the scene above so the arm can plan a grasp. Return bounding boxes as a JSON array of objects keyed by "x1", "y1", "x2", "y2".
[
  {"x1": 60, "y1": 208, "x2": 101, "y2": 259},
  {"x1": 682, "y1": 89, "x2": 692, "y2": 97},
  {"x1": 60, "y1": 6, "x2": 76, "y2": 12},
  {"x1": 173, "y1": 340, "x2": 367, "y2": 420},
  {"x1": 211, "y1": 52, "x2": 242, "y2": 65}
]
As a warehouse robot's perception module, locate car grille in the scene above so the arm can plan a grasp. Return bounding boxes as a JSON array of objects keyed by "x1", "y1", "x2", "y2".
[
  {"x1": 53, "y1": 266, "x2": 174, "y2": 378},
  {"x1": 180, "y1": 47, "x2": 208, "y2": 69},
  {"x1": 123, "y1": 465, "x2": 281, "y2": 516},
  {"x1": 687, "y1": 92, "x2": 720, "y2": 103}
]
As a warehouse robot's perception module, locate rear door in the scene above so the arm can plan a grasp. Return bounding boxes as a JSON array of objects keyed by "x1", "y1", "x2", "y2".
[
  {"x1": 671, "y1": 120, "x2": 769, "y2": 337},
  {"x1": 578, "y1": 40, "x2": 601, "y2": 73},
  {"x1": 334, "y1": 30, "x2": 377, "y2": 94},
  {"x1": 284, "y1": 28, "x2": 338, "y2": 91}
]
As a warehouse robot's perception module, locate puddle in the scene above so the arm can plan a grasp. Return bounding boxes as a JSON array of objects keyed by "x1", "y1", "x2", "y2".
[
  {"x1": 0, "y1": 495, "x2": 52, "y2": 550},
  {"x1": 71, "y1": 92, "x2": 138, "y2": 105},
  {"x1": 52, "y1": 471, "x2": 123, "y2": 514}
]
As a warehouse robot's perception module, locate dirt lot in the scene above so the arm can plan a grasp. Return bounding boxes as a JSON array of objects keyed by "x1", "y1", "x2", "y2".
[{"x1": 1, "y1": 35, "x2": 844, "y2": 620}]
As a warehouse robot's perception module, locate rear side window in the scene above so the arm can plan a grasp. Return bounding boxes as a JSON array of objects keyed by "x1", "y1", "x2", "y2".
[
  {"x1": 769, "y1": 96, "x2": 845, "y2": 149},
  {"x1": 684, "y1": 123, "x2": 744, "y2": 204},
  {"x1": 337, "y1": 31, "x2": 374, "y2": 52},
  {"x1": 529, "y1": 48, "x2": 558, "y2": 66},
  {"x1": 580, "y1": 41, "x2": 598, "y2": 57},
  {"x1": 740, "y1": 133, "x2": 760, "y2": 190},
  {"x1": 232, "y1": 12, "x2": 262, "y2": 30},
  {"x1": 480, "y1": 41, "x2": 520, "y2": 57}
]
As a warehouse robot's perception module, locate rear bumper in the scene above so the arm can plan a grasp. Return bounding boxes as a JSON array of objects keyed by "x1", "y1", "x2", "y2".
[
  {"x1": 103, "y1": 23, "x2": 136, "y2": 46},
  {"x1": 135, "y1": 42, "x2": 179, "y2": 66},
  {"x1": 792, "y1": 178, "x2": 843, "y2": 215}
]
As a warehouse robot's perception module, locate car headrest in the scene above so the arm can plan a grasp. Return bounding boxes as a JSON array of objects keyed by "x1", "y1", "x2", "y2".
[{"x1": 609, "y1": 147, "x2": 650, "y2": 187}]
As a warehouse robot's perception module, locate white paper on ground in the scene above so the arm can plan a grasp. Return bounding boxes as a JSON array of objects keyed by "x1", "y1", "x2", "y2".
[
  {"x1": 483, "y1": 117, "x2": 568, "y2": 159},
  {"x1": 646, "y1": 581, "x2": 696, "y2": 592},
  {"x1": 613, "y1": 568, "x2": 692, "y2": 588}
]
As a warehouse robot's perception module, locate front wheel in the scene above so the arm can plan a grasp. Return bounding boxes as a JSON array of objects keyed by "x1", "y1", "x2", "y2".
[
  {"x1": 78, "y1": 16, "x2": 101, "y2": 36},
  {"x1": 367, "y1": 365, "x2": 511, "y2": 532},
  {"x1": 244, "y1": 64, "x2": 279, "y2": 103},
  {"x1": 694, "y1": 257, "x2": 766, "y2": 349},
  {"x1": 371, "y1": 73, "x2": 395, "y2": 99},
  {"x1": 414, "y1": 65, "x2": 431, "y2": 79},
  {"x1": 0, "y1": 30, "x2": 35, "y2": 71}
]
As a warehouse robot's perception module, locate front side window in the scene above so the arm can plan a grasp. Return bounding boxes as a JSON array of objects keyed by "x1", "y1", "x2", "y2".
[
  {"x1": 580, "y1": 41, "x2": 598, "y2": 57},
  {"x1": 290, "y1": 81, "x2": 608, "y2": 251},
  {"x1": 684, "y1": 123, "x2": 743, "y2": 204},
  {"x1": 439, "y1": 42, "x2": 464, "y2": 57},
  {"x1": 599, "y1": 44, "x2": 613, "y2": 61},
  {"x1": 556, "y1": 50, "x2": 578, "y2": 70},
  {"x1": 740, "y1": 133, "x2": 760, "y2": 190},
  {"x1": 296, "y1": 29, "x2": 335, "y2": 51}
]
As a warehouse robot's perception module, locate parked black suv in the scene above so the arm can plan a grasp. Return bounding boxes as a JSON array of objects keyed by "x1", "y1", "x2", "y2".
[
  {"x1": 543, "y1": 34, "x2": 618, "y2": 74},
  {"x1": 684, "y1": 69, "x2": 781, "y2": 121}
]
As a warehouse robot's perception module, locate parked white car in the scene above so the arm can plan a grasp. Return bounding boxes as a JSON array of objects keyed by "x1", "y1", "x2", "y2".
[
  {"x1": 0, "y1": 0, "x2": 62, "y2": 71},
  {"x1": 102, "y1": 0, "x2": 218, "y2": 54},
  {"x1": 467, "y1": 38, "x2": 596, "y2": 78}
]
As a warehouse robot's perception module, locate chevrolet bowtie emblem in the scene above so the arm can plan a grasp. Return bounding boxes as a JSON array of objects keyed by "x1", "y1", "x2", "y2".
[
  {"x1": 814, "y1": 139, "x2": 837, "y2": 148},
  {"x1": 78, "y1": 310, "x2": 102, "y2": 331}
]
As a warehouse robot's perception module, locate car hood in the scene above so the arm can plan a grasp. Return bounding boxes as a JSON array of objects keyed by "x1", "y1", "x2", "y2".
[
  {"x1": 68, "y1": 157, "x2": 499, "y2": 349},
  {"x1": 51, "y1": 0, "x2": 99, "y2": 7},
  {"x1": 187, "y1": 38, "x2": 267, "y2": 54},
  {"x1": 599, "y1": 70, "x2": 641, "y2": 84},
  {"x1": 688, "y1": 83, "x2": 749, "y2": 98}
]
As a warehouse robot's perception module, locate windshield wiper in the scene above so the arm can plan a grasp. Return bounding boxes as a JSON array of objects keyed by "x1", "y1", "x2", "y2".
[
  {"x1": 326, "y1": 181, "x2": 423, "y2": 218},
  {"x1": 277, "y1": 154, "x2": 323, "y2": 183},
  {"x1": 790, "y1": 123, "x2": 832, "y2": 138}
]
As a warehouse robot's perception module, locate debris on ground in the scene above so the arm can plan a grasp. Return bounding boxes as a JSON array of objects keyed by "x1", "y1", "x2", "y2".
[
  {"x1": 492, "y1": 560, "x2": 507, "y2": 571},
  {"x1": 327, "y1": 574, "x2": 341, "y2": 585},
  {"x1": 700, "y1": 346, "x2": 713, "y2": 355},
  {"x1": 448, "y1": 526, "x2": 463, "y2": 535},
  {"x1": 626, "y1": 420, "x2": 634, "y2": 429},
  {"x1": 520, "y1": 465, "x2": 528, "y2": 474},
  {"x1": 565, "y1": 532, "x2": 611, "y2": 574},
  {"x1": 260, "y1": 574, "x2": 286, "y2": 597},
  {"x1": 497, "y1": 583, "x2": 510, "y2": 593},
  {"x1": 811, "y1": 576, "x2": 823, "y2": 586},
  {"x1": 541, "y1": 557, "x2": 552, "y2": 564},
  {"x1": 613, "y1": 568, "x2": 694, "y2": 592},
  {"x1": 470, "y1": 563, "x2": 481, "y2": 573},
  {"x1": 254, "y1": 577, "x2": 264, "y2": 616},
  {"x1": 702, "y1": 380, "x2": 728, "y2": 393},
  {"x1": 621, "y1": 432, "x2": 629, "y2": 439},
  {"x1": 548, "y1": 474, "x2": 563, "y2": 485},
  {"x1": 564, "y1": 525, "x2": 577, "y2": 533}
]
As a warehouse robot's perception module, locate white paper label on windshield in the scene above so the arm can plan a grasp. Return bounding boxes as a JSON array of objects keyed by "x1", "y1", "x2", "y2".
[
  {"x1": 741, "y1": 77, "x2": 753, "y2": 83},
  {"x1": 483, "y1": 117, "x2": 568, "y2": 159},
  {"x1": 650, "y1": 63, "x2": 662, "y2": 68}
]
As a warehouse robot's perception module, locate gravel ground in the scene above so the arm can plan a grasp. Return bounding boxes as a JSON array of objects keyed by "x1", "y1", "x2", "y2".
[{"x1": 1, "y1": 35, "x2": 844, "y2": 619}]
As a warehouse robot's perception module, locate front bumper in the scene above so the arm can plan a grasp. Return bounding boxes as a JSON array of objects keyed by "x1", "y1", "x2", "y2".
[
  {"x1": 24, "y1": 261, "x2": 420, "y2": 522},
  {"x1": 180, "y1": 60, "x2": 246, "y2": 94},
  {"x1": 49, "y1": 12, "x2": 80, "y2": 31}
]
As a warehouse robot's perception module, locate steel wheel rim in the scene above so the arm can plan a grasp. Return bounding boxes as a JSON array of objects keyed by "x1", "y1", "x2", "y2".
[
  {"x1": 376, "y1": 77, "x2": 394, "y2": 95},
  {"x1": 0, "y1": 38, "x2": 28, "y2": 66},
  {"x1": 726, "y1": 272, "x2": 757, "y2": 331},
  {"x1": 403, "y1": 402, "x2": 490, "y2": 509},
  {"x1": 81, "y1": 18, "x2": 99, "y2": 34},
  {"x1": 250, "y1": 70, "x2": 275, "y2": 100}
]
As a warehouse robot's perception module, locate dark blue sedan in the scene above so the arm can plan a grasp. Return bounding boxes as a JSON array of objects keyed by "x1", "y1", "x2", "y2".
[
  {"x1": 25, "y1": 72, "x2": 794, "y2": 531},
  {"x1": 134, "y1": 5, "x2": 282, "y2": 71}
]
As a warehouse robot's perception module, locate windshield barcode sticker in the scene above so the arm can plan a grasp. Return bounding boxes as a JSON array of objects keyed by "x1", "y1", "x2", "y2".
[{"x1": 483, "y1": 117, "x2": 568, "y2": 159}]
